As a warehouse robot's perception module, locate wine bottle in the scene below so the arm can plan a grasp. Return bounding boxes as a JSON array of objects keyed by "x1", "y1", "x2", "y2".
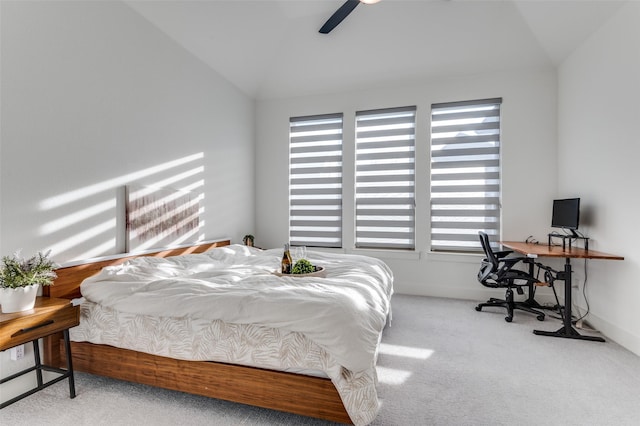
[{"x1": 281, "y1": 244, "x2": 292, "y2": 274}]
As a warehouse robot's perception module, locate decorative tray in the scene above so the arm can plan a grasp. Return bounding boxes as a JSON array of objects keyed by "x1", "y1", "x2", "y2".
[{"x1": 273, "y1": 266, "x2": 326, "y2": 278}]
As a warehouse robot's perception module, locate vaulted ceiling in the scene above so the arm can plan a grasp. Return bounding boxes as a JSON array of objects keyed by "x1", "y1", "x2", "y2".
[{"x1": 124, "y1": 0, "x2": 625, "y2": 100}]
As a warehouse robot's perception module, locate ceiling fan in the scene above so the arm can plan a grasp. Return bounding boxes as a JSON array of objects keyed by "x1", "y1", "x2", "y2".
[{"x1": 319, "y1": 0, "x2": 381, "y2": 34}]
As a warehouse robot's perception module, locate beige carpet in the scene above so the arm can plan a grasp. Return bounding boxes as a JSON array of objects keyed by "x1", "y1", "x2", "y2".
[{"x1": 1, "y1": 295, "x2": 640, "y2": 425}]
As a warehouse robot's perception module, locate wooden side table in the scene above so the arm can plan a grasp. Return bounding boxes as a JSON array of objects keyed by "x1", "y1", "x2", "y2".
[{"x1": 0, "y1": 297, "x2": 79, "y2": 408}]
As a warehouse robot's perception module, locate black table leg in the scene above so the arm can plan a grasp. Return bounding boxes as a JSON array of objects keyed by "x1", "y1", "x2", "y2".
[
  {"x1": 63, "y1": 329, "x2": 76, "y2": 398},
  {"x1": 33, "y1": 340, "x2": 43, "y2": 388},
  {"x1": 533, "y1": 258, "x2": 605, "y2": 342}
]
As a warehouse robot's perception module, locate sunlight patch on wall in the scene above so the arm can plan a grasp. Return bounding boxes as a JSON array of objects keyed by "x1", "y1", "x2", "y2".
[
  {"x1": 39, "y1": 199, "x2": 117, "y2": 235},
  {"x1": 39, "y1": 153, "x2": 205, "y2": 261},
  {"x1": 182, "y1": 179, "x2": 205, "y2": 193},
  {"x1": 76, "y1": 239, "x2": 118, "y2": 260},
  {"x1": 46, "y1": 219, "x2": 116, "y2": 255},
  {"x1": 133, "y1": 223, "x2": 203, "y2": 253},
  {"x1": 148, "y1": 166, "x2": 205, "y2": 191},
  {"x1": 39, "y1": 153, "x2": 204, "y2": 210}
]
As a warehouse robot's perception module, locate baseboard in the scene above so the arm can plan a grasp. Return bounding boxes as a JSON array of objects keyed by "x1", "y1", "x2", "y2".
[{"x1": 572, "y1": 308, "x2": 640, "y2": 357}]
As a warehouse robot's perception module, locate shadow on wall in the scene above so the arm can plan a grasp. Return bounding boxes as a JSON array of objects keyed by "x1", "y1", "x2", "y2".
[{"x1": 37, "y1": 153, "x2": 206, "y2": 262}]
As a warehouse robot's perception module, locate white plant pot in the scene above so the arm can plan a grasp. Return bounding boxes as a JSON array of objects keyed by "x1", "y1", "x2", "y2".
[{"x1": 0, "y1": 284, "x2": 40, "y2": 313}]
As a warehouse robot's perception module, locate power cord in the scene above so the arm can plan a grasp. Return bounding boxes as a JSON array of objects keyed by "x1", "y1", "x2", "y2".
[
  {"x1": 527, "y1": 232, "x2": 596, "y2": 329},
  {"x1": 573, "y1": 258, "x2": 596, "y2": 330}
]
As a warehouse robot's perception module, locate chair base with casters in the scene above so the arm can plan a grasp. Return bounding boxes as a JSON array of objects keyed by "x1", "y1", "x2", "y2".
[
  {"x1": 475, "y1": 289, "x2": 546, "y2": 323},
  {"x1": 475, "y1": 231, "x2": 546, "y2": 323}
]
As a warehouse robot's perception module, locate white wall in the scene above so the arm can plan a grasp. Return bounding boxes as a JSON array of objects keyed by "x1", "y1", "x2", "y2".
[
  {"x1": 0, "y1": 0, "x2": 254, "y2": 399},
  {"x1": 558, "y1": 1, "x2": 640, "y2": 355},
  {"x1": 256, "y1": 68, "x2": 558, "y2": 300},
  {"x1": 0, "y1": 0, "x2": 255, "y2": 262}
]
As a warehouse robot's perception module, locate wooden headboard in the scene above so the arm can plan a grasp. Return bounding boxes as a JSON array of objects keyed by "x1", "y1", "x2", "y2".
[{"x1": 44, "y1": 239, "x2": 231, "y2": 300}]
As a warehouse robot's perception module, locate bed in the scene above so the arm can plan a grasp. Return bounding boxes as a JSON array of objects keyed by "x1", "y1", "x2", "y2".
[{"x1": 43, "y1": 240, "x2": 393, "y2": 425}]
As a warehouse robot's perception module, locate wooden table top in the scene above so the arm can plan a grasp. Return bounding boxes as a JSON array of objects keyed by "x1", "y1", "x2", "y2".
[{"x1": 500, "y1": 241, "x2": 624, "y2": 261}]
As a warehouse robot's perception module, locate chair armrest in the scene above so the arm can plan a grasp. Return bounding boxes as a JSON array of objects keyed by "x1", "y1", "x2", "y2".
[
  {"x1": 497, "y1": 256, "x2": 529, "y2": 274},
  {"x1": 493, "y1": 250, "x2": 513, "y2": 259}
]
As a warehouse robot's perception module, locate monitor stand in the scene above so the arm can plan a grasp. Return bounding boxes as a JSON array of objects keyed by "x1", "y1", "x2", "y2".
[{"x1": 548, "y1": 232, "x2": 589, "y2": 251}]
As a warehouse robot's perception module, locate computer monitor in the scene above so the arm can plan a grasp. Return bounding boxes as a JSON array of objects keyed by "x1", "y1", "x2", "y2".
[{"x1": 551, "y1": 198, "x2": 580, "y2": 236}]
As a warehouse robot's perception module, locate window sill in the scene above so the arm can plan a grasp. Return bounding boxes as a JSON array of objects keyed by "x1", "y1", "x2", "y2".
[
  {"x1": 348, "y1": 248, "x2": 421, "y2": 260},
  {"x1": 311, "y1": 247, "x2": 483, "y2": 263},
  {"x1": 312, "y1": 247, "x2": 420, "y2": 260},
  {"x1": 422, "y1": 250, "x2": 483, "y2": 264}
]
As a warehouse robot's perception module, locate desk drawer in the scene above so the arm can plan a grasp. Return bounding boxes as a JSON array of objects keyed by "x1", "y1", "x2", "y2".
[{"x1": 0, "y1": 304, "x2": 79, "y2": 351}]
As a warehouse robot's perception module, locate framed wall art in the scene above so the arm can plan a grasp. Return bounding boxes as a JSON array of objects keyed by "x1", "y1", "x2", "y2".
[{"x1": 125, "y1": 185, "x2": 200, "y2": 252}]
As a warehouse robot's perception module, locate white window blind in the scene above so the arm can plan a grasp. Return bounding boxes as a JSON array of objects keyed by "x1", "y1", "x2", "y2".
[
  {"x1": 355, "y1": 106, "x2": 416, "y2": 250},
  {"x1": 289, "y1": 113, "x2": 343, "y2": 248},
  {"x1": 430, "y1": 98, "x2": 502, "y2": 252}
]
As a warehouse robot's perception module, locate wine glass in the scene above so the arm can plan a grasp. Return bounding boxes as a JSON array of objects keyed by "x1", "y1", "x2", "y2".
[{"x1": 293, "y1": 246, "x2": 307, "y2": 263}]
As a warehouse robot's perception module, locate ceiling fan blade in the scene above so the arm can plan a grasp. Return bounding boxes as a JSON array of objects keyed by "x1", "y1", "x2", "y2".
[{"x1": 319, "y1": 0, "x2": 361, "y2": 34}]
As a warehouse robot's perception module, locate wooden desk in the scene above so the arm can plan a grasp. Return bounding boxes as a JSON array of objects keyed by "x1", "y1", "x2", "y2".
[{"x1": 500, "y1": 241, "x2": 623, "y2": 342}]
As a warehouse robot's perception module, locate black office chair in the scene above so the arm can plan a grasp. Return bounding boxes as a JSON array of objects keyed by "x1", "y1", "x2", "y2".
[{"x1": 475, "y1": 231, "x2": 545, "y2": 323}]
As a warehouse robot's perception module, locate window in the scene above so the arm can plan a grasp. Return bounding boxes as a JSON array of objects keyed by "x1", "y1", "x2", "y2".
[
  {"x1": 430, "y1": 98, "x2": 502, "y2": 252},
  {"x1": 289, "y1": 113, "x2": 343, "y2": 248},
  {"x1": 355, "y1": 106, "x2": 416, "y2": 249}
]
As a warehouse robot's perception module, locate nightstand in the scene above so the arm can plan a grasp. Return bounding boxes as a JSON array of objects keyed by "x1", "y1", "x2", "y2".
[{"x1": 0, "y1": 297, "x2": 79, "y2": 408}]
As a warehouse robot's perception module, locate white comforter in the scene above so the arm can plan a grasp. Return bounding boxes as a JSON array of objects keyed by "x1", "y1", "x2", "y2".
[{"x1": 80, "y1": 245, "x2": 394, "y2": 373}]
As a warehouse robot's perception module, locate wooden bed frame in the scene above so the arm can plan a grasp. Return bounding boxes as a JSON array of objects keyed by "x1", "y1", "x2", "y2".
[{"x1": 42, "y1": 240, "x2": 352, "y2": 424}]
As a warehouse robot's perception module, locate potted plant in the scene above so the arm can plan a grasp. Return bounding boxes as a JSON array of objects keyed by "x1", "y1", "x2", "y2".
[
  {"x1": 242, "y1": 234, "x2": 255, "y2": 247},
  {"x1": 0, "y1": 250, "x2": 58, "y2": 313}
]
